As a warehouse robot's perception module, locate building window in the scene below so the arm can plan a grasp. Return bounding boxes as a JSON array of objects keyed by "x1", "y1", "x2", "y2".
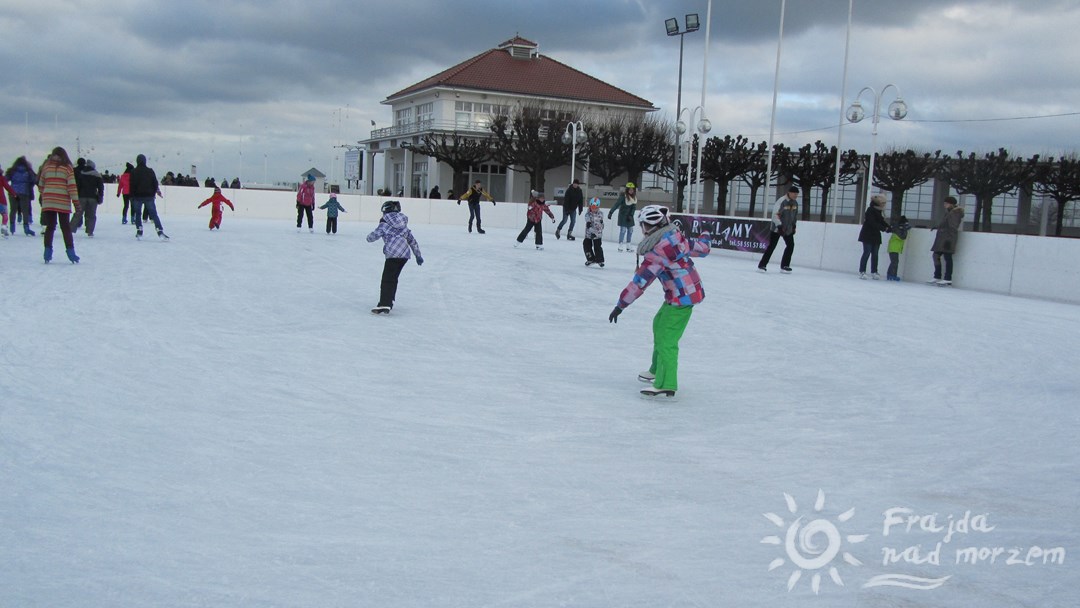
[
  {"x1": 416, "y1": 102, "x2": 433, "y2": 126},
  {"x1": 455, "y1": 101, "x2": 510, "y2": 130},
  {"x1": 411, "y1": 160, "x2": 429, "y2": 198},
  {"x1": 393, "y1": 162, "x2": 404, "y2": 195},
  {"x1": 395, "y1": 107, "x2": 413, "y2": 128}
]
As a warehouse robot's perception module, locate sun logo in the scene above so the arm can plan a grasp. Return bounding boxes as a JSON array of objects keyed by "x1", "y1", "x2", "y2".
[{"x1": 762, "y1": 490, "x2": 867, "y2": 594}]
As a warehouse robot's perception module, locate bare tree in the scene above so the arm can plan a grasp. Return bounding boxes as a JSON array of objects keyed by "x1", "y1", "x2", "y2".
[
  {"x1": 699, "y1": 135, "x2": 754, "y2": 216},
  {"x1": 944, "y1": 149, "x2": 1034, "y2": 232},
  {"x1": 1032, "y1": 154, "x2": 1080, "y2": 236},
  {"x1": 872, "y1": 149, "x2": 947, "y2": 222},
  {"x1": 587, "y1": 113, "x2": 671, "y2": 189},
  {"x1": 489, "y1": 104, "x2": 577, "y2": 194},
  {"x1": 402, "y1": 131, "x2": 493, "y2": 195},
  {"x1": 738, "y1": 141, "x2": 781, "y2": 217}
]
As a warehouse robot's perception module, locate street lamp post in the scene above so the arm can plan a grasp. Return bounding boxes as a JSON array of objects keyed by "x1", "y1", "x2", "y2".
[
  {"x1": 665, "y1": 13, "x2": 700, "y2": 211},
  {"x1": 562, "y1": 121, "x2": 587, "y2": 186},
  {"x1": 676, "y1": 106, "x2": 712, "y2": 214},
  {"x1": 845, "y1": 84, "x2": 907, "y2": 207}
]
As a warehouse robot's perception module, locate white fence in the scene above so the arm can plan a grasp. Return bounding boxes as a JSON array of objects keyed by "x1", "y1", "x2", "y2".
[{"x1": 99, "y1": 184, "x2": 1080, "y2": 305}]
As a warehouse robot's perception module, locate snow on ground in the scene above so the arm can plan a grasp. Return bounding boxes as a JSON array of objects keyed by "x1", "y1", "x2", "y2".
[{"x1": 1, "y1": 212, "x2": 1077, "y2": 607}]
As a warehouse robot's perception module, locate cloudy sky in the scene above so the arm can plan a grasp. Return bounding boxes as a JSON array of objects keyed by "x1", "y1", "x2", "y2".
[{"x1": 2, "y1": 0, "x2": 1078, "y2": 185}]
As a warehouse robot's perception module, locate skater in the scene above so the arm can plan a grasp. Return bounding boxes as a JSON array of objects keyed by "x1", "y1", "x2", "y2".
[
  {"x1": 319, "y1": 192, "x2": 347, "y2": 234},
  {"x1": 758, "y1": 185, "x2": 799, "y2": 273},
  {"x1": 5, "y1": 156, "x2": 37, "y2": 236},
  {"x1": 198, "y1": 187, "x2": 235, "y2": 230},
  {"x1": 608, "y1": 205, "x2": 710, "y2": 398},
  {"x1": 36, "y1": 147, "x2": 80, "y2": 263},
  {"x1": 296, "y1": 174, "x2": 316, "y2": 232},
  {"x1": 556, "y1": 178, "x2": 584, "y2": 240},
  {"x1": 117, "y1": 163, "x2": 134, "y2": 224},
  {"x1": 458, "y1": 179, "x2": 494, "y2": 233},
  {"x1": 886, "y1": 215, "x2": 911, "y2": 281},
  {"x1": 71, "y1": 159, "x2": 104, "y2": 237},
  {"x1": 608, "y1": 182, "x2": 638, "y2": 251},
  {"x1": 366, "y1": 200, "x2": 423, "y2": 314},
  {"x1": 858, "y1": 194, "x2": 891, "y2": 279},
  {"x1": 130, "y1": 154, "x2": 169, "y2": 240},
  {"x1": 582, "y1": 197, "x2": 606, "y2": 267},
  {"x1": 515, "y1": 190, "x2": 555, "y2": 250},
  {"x1": 0, "y1": 171, "x2": 16, "y2": 238},
  {"x1": 929, "y1": 196, "x2": 964, "y2": 286}
]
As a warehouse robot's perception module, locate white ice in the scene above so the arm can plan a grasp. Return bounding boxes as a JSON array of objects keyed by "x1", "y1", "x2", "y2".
[{"x1": 1, "y1": 212, "x2": 1077, "y2": 607}]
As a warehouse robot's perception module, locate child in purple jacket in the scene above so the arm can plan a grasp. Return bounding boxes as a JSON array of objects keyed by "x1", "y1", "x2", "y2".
[{"x1": 366, "y1": 200, "x2": 423, "y2": 314}]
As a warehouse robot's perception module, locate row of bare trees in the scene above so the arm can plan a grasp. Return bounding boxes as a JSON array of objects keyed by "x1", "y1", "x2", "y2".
[{"x1": 401, "y1": 105, "x2": 1080, "y2": 236}]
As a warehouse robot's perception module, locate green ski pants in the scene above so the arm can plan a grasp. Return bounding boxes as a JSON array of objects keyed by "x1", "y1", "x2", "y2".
[{"x1": 649, "y1": 304, "x2": 694, "y2": 391}]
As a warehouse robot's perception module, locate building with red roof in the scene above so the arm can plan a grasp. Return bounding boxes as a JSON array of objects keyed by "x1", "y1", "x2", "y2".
[{"x1": 360, "y1": 37, "x2": 657, "y2": 201}]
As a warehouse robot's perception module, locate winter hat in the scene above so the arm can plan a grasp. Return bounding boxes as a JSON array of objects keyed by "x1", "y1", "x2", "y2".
[
  {"x1": 306, "y1": 174, "x2": 315, "y2": 182},
  {"x1": 531, "y1": 189, "x2": 545, "y2": 199},
  {"x1": 788, "y1": 185, "x2": 800, "y2": 194},
  {"x1": 625, "y1": 182, "x2": 636, "y2": 189},
  {"x1": 870, "y1": 194, "x2": 887, "y2": 207},
  {"x1": 86, "y1": 160, "x2": 96, "y2": 170},
  {"x1": 588, "y1": 197, "x2": 600, "y2": 209}
]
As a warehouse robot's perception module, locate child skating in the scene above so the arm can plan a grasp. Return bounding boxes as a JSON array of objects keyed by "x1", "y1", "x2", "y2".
[
  {"x1": 608, "y1": 205, "x2": 710, "y2": 398},
  {"x1": 515, "y1": 190, "x2": 554, "y2": 250},
  {"x1": 366, "y1": 201, "x2": 423, "y2": 315},
  {"x1": 197, "y1": 187, "x2": 235, "y2": 230},
  {"x1": 319, "y1": 193, "x2": 347, "y2": 234},
  {"x1": 583, "y1": 197, "x2": 606, "y2": 267}
]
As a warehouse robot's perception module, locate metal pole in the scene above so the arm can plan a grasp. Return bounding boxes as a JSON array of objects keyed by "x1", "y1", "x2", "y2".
[
  {"x1": 673, "y1": 34, "x2": 685, "y2": 210},
  {"x1": 865, "y1": 92, "x2": 881, "y2": 206},
  {"x1": 831, "y1": 0, "x2": 853, "y2": 223},
  {"x1": 696, "y1": 0, "x2": 713, "y2": 214},
  {"x1": 763, "y1": 0, "x2": 787, "y2": 218}
]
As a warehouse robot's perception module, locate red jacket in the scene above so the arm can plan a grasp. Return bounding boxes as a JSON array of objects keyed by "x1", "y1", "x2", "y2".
[
  {"x1": 199, "y1": 191, "x2": 235, "y2": 214},
  {"x1": 526, "y1": 199, "x2": 554, "y2": 223}
]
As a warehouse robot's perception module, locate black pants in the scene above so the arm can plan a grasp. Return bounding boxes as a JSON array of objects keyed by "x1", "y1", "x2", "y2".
[
  {"x1": 516, "y1": 220, "x2": 543, "y2": 245},
  {"x1": 583, "y1": 237, "x2": 605, "y2": 263},
  {"x1": 121, "y1": 194, "x2": 133, "y2": 221},
  {"x1": 467, "y1": 201, "x2": 482, "y2": 232},
  {"x1": 933, "y1": 252, "x2": 954, "y2": 281},
  {"x1": 296, "y1": 204, "x2": 313, "y2": 228},
  {"x1": 326, "y1": 217, "x2": 338, "y2": 234},
  {"x1": 759, "y1": 231, "x2": 794, "y2": 269},
  {"x1": 378, "y1": 258, "x2": 408, "y2": 308}
]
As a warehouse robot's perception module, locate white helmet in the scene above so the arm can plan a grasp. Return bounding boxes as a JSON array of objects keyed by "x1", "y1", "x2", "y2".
[{"x1": 636, "y1": 204, "x2": 670, "y2": 230}]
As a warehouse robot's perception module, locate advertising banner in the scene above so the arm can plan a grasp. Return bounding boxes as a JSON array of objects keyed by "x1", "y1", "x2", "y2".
[{"x1": 670, "y1": 213, "x2": 773, "y2": 253}]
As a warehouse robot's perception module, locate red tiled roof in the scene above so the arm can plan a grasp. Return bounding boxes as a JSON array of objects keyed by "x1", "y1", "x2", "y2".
[{"x1": 385, "y1": 39, "x2": 656, "y2": 110}]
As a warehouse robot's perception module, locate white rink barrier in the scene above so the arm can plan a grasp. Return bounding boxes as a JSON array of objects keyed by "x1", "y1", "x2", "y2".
[{"x1": 97, "y1": 184, "x2": 1080, "y2": 304}]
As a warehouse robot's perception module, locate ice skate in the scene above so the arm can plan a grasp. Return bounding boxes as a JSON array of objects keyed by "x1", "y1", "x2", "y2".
[
  {"x1": 871, "y1": 273, "x2": 881, "y2": 280},
  {"x1": 535, "y1": 245, "x2": 544, "y2": 251},
  {"x1": 926, "y1": 278, "x2": 941, "y2": 284},
  {"x1": 638, "y1": 371, "x2": 655, "y2": 383},
  {"x1": 640, "y1": 387, "x2": 676, "y2": 398},
  {"x1": 555, "y1": 229, "x2": 561, "y2": 240},
  {"x1": 937, "y1": 280, "x2": 953, "y2": 287},
  {"x1": 0, "y1": 227, "x2": 8, "y2": 238},
  {"x1": 371, "y1": 306, "x2": 391, "y2": 315},
  {"x1": 859, "y1": 272, "x2": 867, "y2": 280},
  {"x1": 567, "y1": 234, "x2": 575, "y2": 241},
  {"x1": 158, "y1": 231, "x2": 170, "y2": 240},
  {"x1": 44, "y1": 246, "x2": 52, "y2": 263},
  {"x1": 66, "y1": 248, "x2": 80, "y2": 264},
  {"x1": 780, "y1": 267, "x2": 792, "y2": 273},
  {"x1": 136, "y1": 228, "x2": 144, "y2": 239}
]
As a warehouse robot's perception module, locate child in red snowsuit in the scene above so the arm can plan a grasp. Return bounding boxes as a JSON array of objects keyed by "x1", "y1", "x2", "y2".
[
  {"x1": 515, "y1": 190, "x2": 555, "y2": 249},
  {"x1": 198, "y1": 187, "x2": 235, "y2": 230}
]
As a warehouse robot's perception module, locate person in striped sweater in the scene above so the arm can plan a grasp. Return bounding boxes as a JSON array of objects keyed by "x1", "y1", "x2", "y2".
[{"x1": 36, "y1": 147, "x2": 80, "y2": 263}]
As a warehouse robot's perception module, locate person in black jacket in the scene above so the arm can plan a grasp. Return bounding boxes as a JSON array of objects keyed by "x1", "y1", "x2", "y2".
[
  {"x1": 556, "y1": 178, "x2": 584, "y2": 241},
  {"x1": 858, "y1": 194, "x2": 891, "y2": 279},
  {"x1": 130, "y1": 154, "x2": 169, "y2": 239},
  {"x1": 71, "y1": 159, "x2": 104, "y2": 237}
]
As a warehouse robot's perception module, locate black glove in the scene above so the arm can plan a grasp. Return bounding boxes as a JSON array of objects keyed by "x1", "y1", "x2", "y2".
[
  {"x1": 416, "y1": 256, "x2": 424, "y2": 266},
  {"x1": 491, "y1": 201, "x2": 496, "y2": 206},
  {"x1": 608, "y1": 307, "x2": 622, "y2": 323},
  {"x1": 457, "y1": 200, "x2": 461, "y2": 205},
  {"x1": 607, "y1": 212, "x2": 613, "y2": 219}
]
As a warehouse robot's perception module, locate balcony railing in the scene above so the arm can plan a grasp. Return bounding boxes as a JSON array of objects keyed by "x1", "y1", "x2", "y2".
[{"x1": 370, "y1": 119, "x2": 495, "y2": 140}]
